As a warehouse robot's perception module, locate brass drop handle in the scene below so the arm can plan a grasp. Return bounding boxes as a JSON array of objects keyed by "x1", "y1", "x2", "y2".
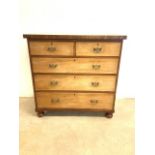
[
  {"x1": 91, "y1": 82, "x2": 99, "y2": 87},
  {"x1": 51, "y1": 98, "x2": 60, "y2": 103},
  {"x1": 90, "y1": 99, "x2": 98, "y2": 104},
  {"x1": 50, "y1": 81, "x2": 58, "y2": 86},
  {"x1": 47, "y1": 46, "x2": 56, "y2": 52},
  {"x1": 49, "y1": 64, "x2": 58, "y2": 68},
  {"x1": 92, "y1": 65, "x2": 101, "y2": 70},
  {"x1": 93, "y1": 47, "x2": 102, "y2": 53}
]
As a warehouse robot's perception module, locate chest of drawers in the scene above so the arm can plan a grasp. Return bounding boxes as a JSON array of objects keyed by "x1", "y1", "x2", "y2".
[{"x1": 23, "y1": 35, "x2": 127, "y2": 118}]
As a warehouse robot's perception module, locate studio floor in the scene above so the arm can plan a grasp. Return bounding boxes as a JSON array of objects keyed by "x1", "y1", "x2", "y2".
[{"x1": 19, "y1": 98, "x2": 134, "y2": 155}]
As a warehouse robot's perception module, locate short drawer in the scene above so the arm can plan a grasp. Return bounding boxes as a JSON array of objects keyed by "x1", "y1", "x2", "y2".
[
  {"x1": 29, "y1": 41, "x2": 74, "y2": 56},
  {"x1": 36, "y1": 92, "x2": 114, "y2": 110},
  {"x1": 76, "y1": 42, "x2": 121, "y2": 56},
  {"x1": 32, "y1": 58, "x2": 119, "y2": 74},
  {"x1": 34, "y1": 75, "x2": 116, "y2": 91}
]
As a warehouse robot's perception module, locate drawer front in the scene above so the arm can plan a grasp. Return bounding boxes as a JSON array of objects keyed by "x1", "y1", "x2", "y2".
[
  {"x1": 32, "y1": 58, "x2": 118, "y2": 74},
  {"x1": 76, "y1": 42, "x2": 121, "y2": 56},
  {"x1": 36, "y1": 92, "x2": 114, "y2": 110},
  {"x1": 34, "y1": 75, "x2": 116, "y2": 91},
  {"x1": 29, "y1": 41, "x2": 74, "y2": 56}
]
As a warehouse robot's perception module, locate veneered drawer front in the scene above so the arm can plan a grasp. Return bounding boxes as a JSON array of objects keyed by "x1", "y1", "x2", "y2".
[
  {"x1": 36, "y1": 92, "x2": 114, "y2": 110},
  {"x1": 76, "y1": 42, "x2": 121, "y2": 56},
  {"x1": 34, "y1": 75, "x2": 116, "y2": 91},
  {"x1": 32, "y1": 58, "x2": 119, "y2": 74},
  {"x1": 29, "y1": 41, "x2": 74, "y2": 56}
]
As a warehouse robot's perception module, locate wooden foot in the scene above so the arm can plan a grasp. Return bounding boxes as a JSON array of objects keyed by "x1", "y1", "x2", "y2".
[
  {"x1": 105, "y1": 112, "x2": 113, "y2": 118},
  {"x1": 37, "y1": 111, "x2": 44, "y2": 117}
]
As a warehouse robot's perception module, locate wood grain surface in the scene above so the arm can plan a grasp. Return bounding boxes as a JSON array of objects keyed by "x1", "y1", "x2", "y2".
[
  {"x1": 29, "y1": 41, "x2": 74, "y2": 56},
  {"x1": 76, "y1": 42, "x2": 121, "y2": 56},
  {"x1": 36, "y1": 92, "x2": 114, "y2": 110},
  {"x1": 34, "y1": 75, "x2": 116, "y2": 91},
  {"x1": 23, "y1": 34, "x2": 127, "y2": 41},
  {"x1": 32, "y1": 58, "x2": 119, "y2": 74}
]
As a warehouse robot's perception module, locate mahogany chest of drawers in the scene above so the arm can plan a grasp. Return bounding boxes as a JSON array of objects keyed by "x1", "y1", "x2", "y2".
[{"x1": 23, "y1": 34, "x2": 127, "y2": 118}]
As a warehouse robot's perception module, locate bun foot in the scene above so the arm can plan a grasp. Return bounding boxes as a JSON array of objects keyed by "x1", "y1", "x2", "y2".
[
  {"x1": 37, "y1": 111, "x2": 44, "y2": 117},
  {"x1": 105, "y1": 112, "x2": 113, "y2": 118}
]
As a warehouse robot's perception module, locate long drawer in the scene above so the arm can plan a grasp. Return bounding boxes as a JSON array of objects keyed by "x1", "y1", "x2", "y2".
[
  {"x1": 29, "y1": 41, "x2": 74, "y2": 56},
  {"x1": 36, "y1": 92, "x2": 114, "y2": 110},
  {"x1": 32, "y1": 58, "x2": 119, "y2": 74},
  {"x1": 34, "y1": 75, "x2": 116, "y2": 91},
  {"x1": 76, "y1": 42, "x2": 121, "y2": 56}
]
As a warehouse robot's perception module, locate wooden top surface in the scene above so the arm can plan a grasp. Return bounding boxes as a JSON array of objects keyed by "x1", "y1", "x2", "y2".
[{"x1": 23, "y1": 34, "x2": 127, "y2": 41}]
